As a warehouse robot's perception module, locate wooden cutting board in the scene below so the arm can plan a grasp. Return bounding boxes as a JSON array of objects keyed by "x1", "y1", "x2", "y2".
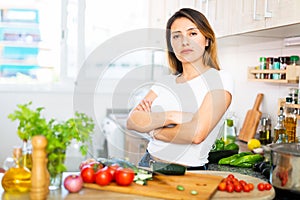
[
  {"x1": 83, "y1": 172, "x2": 223, "y2": 200},
  {"x1": 239, "y1": 93, "x2": 264, "y2": 142}
]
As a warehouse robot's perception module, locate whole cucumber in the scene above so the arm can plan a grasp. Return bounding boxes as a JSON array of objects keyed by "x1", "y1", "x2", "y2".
[
  {"x1": 230, "y1": 154, "x2": 264, "y2": 166},
  {"x1": 218, "y1": 152, "x2": 252, "y2": 165}
]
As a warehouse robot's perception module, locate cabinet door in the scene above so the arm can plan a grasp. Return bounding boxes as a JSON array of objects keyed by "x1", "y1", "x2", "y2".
[
  {"x1": 234, "y1": 0, "x2": 266, "y2": 34},
  {"x1": 266, "y1": 0, "x2": 300, "y2": 28},
  {"x1": 210, "y1": 0, "x2": 236, "y2": 37}
]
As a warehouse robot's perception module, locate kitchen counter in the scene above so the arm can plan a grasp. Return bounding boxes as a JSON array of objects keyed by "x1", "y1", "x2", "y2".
[{"x1": 207, "y1": 139, "x2": 268, "y2": 182}]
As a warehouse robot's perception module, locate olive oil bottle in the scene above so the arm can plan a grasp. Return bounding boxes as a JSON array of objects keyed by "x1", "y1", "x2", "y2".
[
  {"x1": 1, "y1": 147, "x2": 31, "y2": 192},
  {"x1": 284, "y1": 105, "x2": 297, "y2": 143},
  {"x1": 274, "y1": 107, "x2": 286, "y2": 143}
]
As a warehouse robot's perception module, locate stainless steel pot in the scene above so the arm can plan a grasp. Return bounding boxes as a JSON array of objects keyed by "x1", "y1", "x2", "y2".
[{"x1": 269, "y1": 143, "x2": 300, "y2": 194}]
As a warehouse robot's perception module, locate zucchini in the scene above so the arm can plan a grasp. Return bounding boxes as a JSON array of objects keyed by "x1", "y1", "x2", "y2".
[{"x1": 151, "y1": 162, "x2": 186, "y2": 175}]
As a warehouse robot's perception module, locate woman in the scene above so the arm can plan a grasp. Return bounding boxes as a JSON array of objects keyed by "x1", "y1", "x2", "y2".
[{"x1": 127, "y1": 8, "x2": 233, "y2": 169}]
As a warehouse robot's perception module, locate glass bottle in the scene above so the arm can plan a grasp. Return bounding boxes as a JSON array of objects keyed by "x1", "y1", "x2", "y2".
[
  {"x1": 22, "y1": 139, "x2": 32, "y2": 171},
  {"x1": 276, "y1": 133, "x2": 288, "y2": 144},
  {"x1": 222, "y1": 117, "x2": 236, "y2": 145},
  {"x1": 1, "y1": 147, "x2": 31, "y2": 193},
  {"x1": 274, "y1": 107, "x2": 286, "y2": 143},
  {"x1": 258, "y1": 117, "x2": 267, "y2": 145},
  {"x1": 265, "y1": 117, "x2": 272, "y2": 144},
  {"x1": 284, "y1": 98, "x2": 297, "y2": 143}
]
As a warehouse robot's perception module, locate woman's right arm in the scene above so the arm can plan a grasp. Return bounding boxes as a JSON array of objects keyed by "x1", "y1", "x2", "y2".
[{"x1": 126, "y1": 90, "x2": 193, "y2": 133}]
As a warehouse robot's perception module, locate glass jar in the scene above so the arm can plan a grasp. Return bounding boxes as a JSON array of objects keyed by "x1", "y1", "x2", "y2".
[
  {"x1": 290, "y1": 55, "x2": 299, "y2": 65},
  {"x1": 259, "y1": 57, "x2": 267, "y2": 79},
  {"x1": 266, "y1": 57, "x2": 273, "y2": 79},
  {"x1": 273, "y1": 57, "x2": 280, "y2": 80}
]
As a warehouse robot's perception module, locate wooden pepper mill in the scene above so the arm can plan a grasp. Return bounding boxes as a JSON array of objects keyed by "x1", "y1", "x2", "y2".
[{"x1": 30, "y1": 135, "x2": 49, "y2": 200}]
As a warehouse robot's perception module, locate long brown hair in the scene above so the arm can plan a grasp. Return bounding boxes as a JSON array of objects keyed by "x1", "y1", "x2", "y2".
[{"x1": 166, "y1": 8, "x2": 220, "y2": 74}]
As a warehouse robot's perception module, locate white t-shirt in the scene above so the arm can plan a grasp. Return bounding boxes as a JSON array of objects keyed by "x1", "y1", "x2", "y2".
[{"x1": 147, "y1": 68, "x2": 234, "y2": 166}]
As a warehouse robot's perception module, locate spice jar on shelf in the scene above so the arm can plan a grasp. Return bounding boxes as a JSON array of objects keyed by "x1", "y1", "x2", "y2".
[{"x1": 290, "y1": 55, "x2": 299, "y2": 66}]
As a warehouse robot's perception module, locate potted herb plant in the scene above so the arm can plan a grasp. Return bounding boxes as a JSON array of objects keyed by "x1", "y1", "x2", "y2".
[{"x1": 8, "y1": 102, "x2": 95, "y2": 190}]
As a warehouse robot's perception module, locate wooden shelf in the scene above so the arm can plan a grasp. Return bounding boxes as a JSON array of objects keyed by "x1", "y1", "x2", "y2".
[
  {"x1": 278, "y1": 98, "x2": 300, "y2": 120},
  {"x1": 248, "y1": 65, "x2": 300, "y2": 84}
]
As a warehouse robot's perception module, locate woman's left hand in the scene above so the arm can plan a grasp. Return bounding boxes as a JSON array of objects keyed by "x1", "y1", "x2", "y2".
[{"x1": 136, "y1": 99, "x2": 153, "y2": 112}]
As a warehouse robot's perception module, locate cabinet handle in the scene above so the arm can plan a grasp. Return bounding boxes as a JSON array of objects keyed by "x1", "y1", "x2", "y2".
[
  {"x1": 253, "y1": 0, "x2": 259, "y2": 20},
  {"x1": 264, "y1": 0, "x2": 272, "y2": 18}
]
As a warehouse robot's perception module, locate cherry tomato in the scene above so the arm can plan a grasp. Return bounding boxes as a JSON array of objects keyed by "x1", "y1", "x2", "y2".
[
  {"x1": 80, "y1": 166, "x2": 96, "y2": 183},
  {"x1": 218, "y1": 182, "x2": 226, "y2": 191},
  {"x1": 247, "y1": 183, "x2": 254, "y2": 191},
  {"x1": 257, "y1": 182, "x2": 265, "y2": 191},
  {"x1": 264, "y1": 183, "x2": 272, "y2": 190},
  {"x1": 115, "y1": 167, "x2": 135, "y2": 186},
  {"x1": 243, "y1": 184, "x2": 250, "y2": 192},
  {"x1": 227, "y1": 174, "x2": 235, "y2": 179},
  {"x1": 226, "y1": 184, "x2": 234, "y2": 193},
  {"x1": 239, "y1": 180, "x2": 247, "y2": 187},
  {"x1": 95, "y1": 168, "x2": 113, "y2": 186},
  {"x1": 234, "y1": 184, "x2": 242, "y2": 192}
]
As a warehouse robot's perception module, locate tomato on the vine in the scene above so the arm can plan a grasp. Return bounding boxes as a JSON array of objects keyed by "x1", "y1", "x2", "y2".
[
  {"x1": 95, "y1": 167, "x2": 113, "y2": 186},
  {"x1": 115, "y1": 167, "x2": 135, "y2": 186},
  {"x1": 106, "y1": 164, "x2": 120, "y2": 181},
  {"x1": 80, "y1": 166, "x2": 96, "y2": 183}
]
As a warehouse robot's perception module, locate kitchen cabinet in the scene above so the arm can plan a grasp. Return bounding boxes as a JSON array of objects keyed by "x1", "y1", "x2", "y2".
[
  {"x1": 125, "y1": 131, "x2": 149, "y2": 165},
  {"x1": 232, "y1": 0, "x2": 300, "y2": 35}
]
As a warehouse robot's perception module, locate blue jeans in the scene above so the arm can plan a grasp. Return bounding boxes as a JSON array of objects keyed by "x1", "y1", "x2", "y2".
[{"x1": 138, "y1": 150, "x2": 208, "y2": 170}]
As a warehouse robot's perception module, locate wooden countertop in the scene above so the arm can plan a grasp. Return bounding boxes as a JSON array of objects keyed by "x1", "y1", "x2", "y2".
[{"x1": 1, "y1": 170, "x2": 275, "y2": 200}]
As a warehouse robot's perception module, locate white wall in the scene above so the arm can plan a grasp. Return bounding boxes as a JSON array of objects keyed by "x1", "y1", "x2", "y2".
[{"x1": 218, "y1": 37, "x2": 300, "y2": 134}]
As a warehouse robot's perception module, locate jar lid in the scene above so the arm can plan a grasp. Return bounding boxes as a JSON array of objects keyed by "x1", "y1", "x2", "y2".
[
  {"x1": 286, "y1": 96, "x2": 293, "y2": 103},
  {"x1": 259, "y1": 57, "x2": 266, "y2": 61},
  {"x1": 290, "y1": 55, "x2": 299, "y2": 62}
]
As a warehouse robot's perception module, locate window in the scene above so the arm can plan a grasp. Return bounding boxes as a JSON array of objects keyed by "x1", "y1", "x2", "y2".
[
  {"x1": 0, "y1": 0, "x2": 61, "y2": 84},
  {"x1": 0, "y1": 0, "x2": 153, "y2": 85}
]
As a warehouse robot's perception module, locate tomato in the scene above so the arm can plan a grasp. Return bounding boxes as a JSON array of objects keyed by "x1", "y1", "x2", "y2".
[
  {"x1": 257, "y1": 182, "x2": 265, "y2": 191},
  {"x1": 115, "y1": 167, "x2": 135, "y2": 186},
  {"x1": 264, "y1": 183, "x2": 272, "y2": 190},
  {"x1": 247, "y1": 183, "x2": 254, "y2": 191},
  {"x1": 95, "y1": 168, "x2": 113, "y2": 186},
  {"x1": 243, "y1": 184, "x2": 250, "y2": 192},
  {"x1": 234, "y1": 184, "x2": 242, "y2": 192},
  {"x1": 239, "y1": 180, "x2": 247, "y2": 187},
  {"x1": 107, "y1": 164, "x2": 120, "y2": 181},
  {"x1": 227, "y1": 174, "x2": 235, "y2": 179},
  {"x1": 218, "y1": 182, "x2": 226, "y2": 191},
  {"x1": 226, "y1": 184, "x2": 234, "y2": 193},
  {"x1": 80, "y1": 166, "x2": 96, "y2": 183}
]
